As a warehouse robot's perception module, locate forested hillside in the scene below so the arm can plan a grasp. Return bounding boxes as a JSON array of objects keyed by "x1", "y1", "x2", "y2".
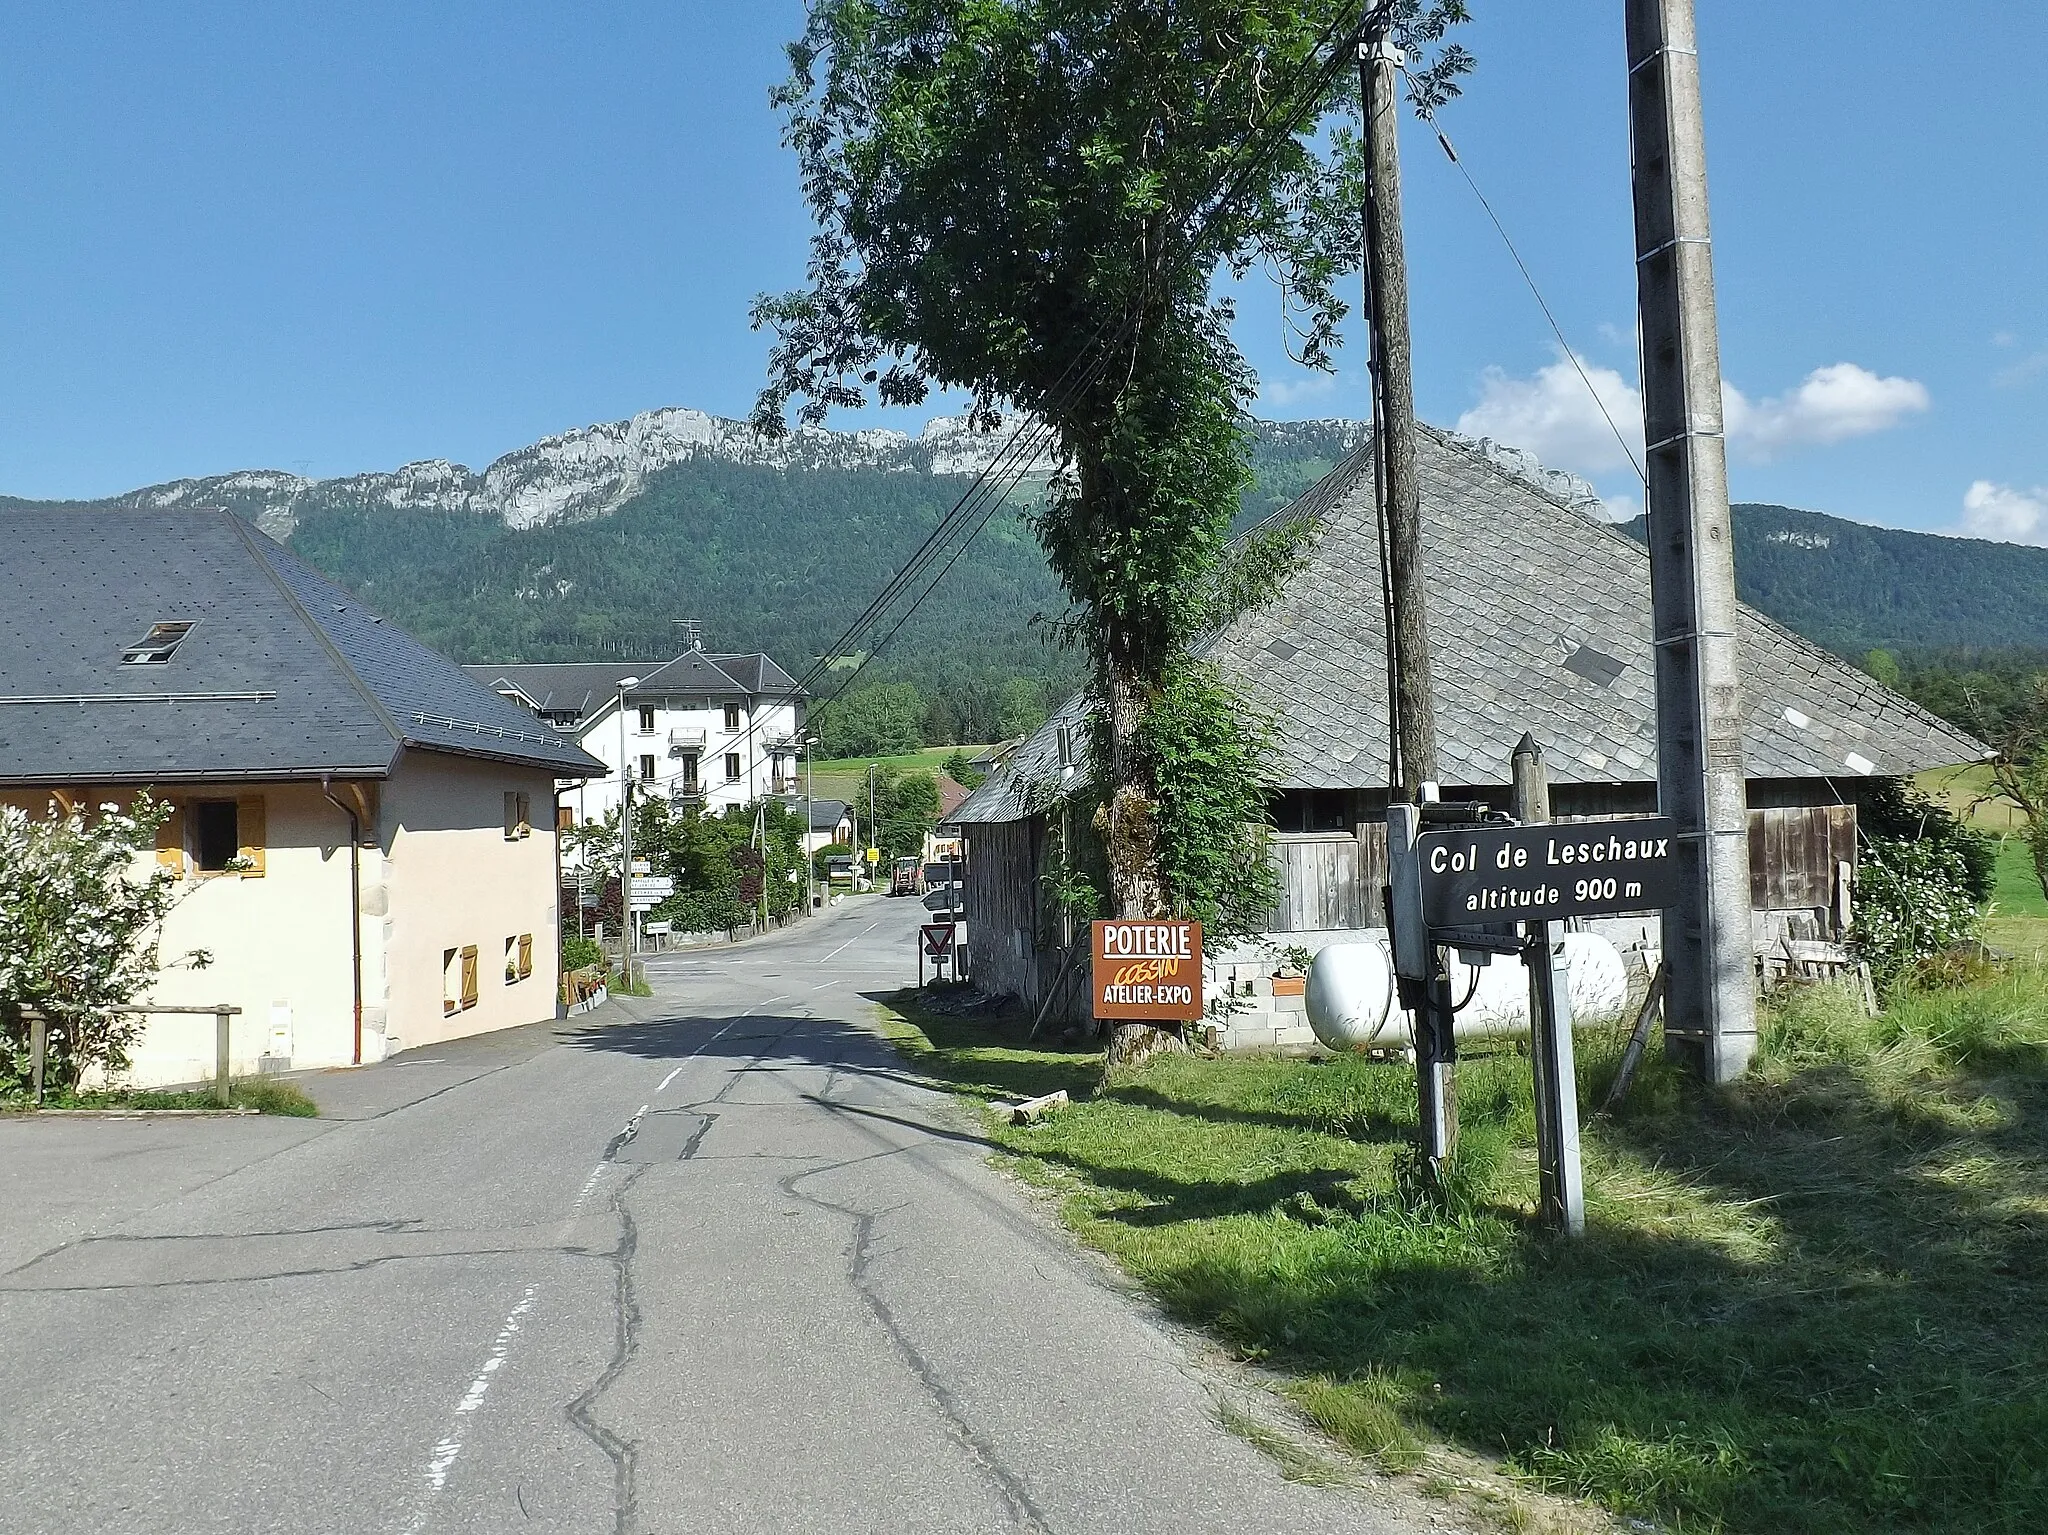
[{"x1": 1624, "y1": 502, "x2": 2048, "y2": 655}]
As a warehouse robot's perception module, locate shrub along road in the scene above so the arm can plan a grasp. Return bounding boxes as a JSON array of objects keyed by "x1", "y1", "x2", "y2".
[{"x1": 0, "y1": 897, "x2": 1448, "y2": 1535}]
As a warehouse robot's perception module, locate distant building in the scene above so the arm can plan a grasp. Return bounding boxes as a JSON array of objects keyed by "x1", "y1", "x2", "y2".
[
  {"x1": 467, "y1": 648, "x2": 805, "y2": 825},
  {"x1": 0, "y1": 509, "x2": 605, "y2": 1086},
  {"x1": 802, "y1": 798, "x2": 855, "y2": 854}
]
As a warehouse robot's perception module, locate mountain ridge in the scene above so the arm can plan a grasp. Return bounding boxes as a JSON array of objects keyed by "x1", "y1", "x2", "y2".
[{"x1": 6, "y1": 404, "x2": 1617, "y2": 541}]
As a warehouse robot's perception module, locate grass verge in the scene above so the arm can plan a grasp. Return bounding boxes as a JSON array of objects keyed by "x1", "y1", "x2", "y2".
[
  {"x1": 3, "y1": 1077, "x2": 318, "y2": 1115},
  {"x1": 879, "y1": 976, "x2": 2048, "y2": 1534}
]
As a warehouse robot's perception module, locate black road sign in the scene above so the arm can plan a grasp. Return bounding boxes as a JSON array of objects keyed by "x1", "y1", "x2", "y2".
[{"x1": 1418, "y1": 816, "x2": 1681, "y2": 927}]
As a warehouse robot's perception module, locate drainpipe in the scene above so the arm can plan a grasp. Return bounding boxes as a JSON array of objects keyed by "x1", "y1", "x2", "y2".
[{"x1": 322, "y1": 777, "x2": 366, "y2": 1065}]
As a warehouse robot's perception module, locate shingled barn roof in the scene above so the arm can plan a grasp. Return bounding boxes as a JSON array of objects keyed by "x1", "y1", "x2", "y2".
[{"x1": 954, "y1": 426, "x2": 1988, "y2": 824}]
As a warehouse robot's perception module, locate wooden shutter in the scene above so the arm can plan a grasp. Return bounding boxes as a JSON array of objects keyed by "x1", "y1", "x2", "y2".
[
  {"x1": 518, "y1": 933, "x2": 533, "y2": 979},
  {"x1": 155, "y1": 803, "x2": 187, "y2": 874},
  {"x1": 236, "y1": 795, "x2": 266, "y2": 877},
  {"x1": 460, "y1": 946, "x2": 479, "y2": 1010}
]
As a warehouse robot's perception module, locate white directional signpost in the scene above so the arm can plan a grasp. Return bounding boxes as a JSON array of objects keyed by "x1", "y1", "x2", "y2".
[
  {"x1": 1387, "y1": 760, "x2": 1683, "y2": 1236},
  {"x1": 629, "y1": 876, "x2": 674, "y2": 911}
]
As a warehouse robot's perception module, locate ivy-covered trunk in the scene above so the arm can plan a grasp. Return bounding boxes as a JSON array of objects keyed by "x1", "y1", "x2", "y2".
[{"x1": 1097, "y1": 657, "x2": 1187, "y2": 1070}]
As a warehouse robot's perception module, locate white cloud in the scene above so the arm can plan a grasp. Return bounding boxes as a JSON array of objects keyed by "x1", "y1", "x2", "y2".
[
  {"x1": 1596, "y1": 491, "x2": 1643, "y2": 523},
  {"x1": 1960, "y1": 480, "x2": 2048, "y2": 544},
  {"x1": 1721, "y1": 363, "x2": 1930, "y2": 458},
  {"x1": 1457, "y1": 354, "x2": 1929, "y2": 478},
  {"x1": 1257, "y1": 373, "x2": 1338, "y2": 409},
  {"x1": 1456, "y1": 355, "x2": 1644, "y2": 476}
]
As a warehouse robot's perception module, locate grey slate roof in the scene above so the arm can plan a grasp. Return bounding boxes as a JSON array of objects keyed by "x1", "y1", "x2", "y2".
[
  {"x1": 466, "y1": 651, "x2": 806, "y2": 725},
  {"x1": 954, "y1": 426, "x2": 1989, "y2": 824},
  {"x1": 0, "y1": 508, "x2": 606, "y2": 784}
]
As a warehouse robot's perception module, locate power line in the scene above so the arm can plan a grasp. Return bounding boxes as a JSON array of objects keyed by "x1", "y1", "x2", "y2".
[{"x1": 1402, "y1": 67, "x2": 1648, "y2": 488}]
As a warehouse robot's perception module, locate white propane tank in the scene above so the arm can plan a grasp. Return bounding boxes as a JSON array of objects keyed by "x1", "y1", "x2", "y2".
[
  {"x1": 1305, "y1": 941, "x2": 1396, "y2": 1050},
  {"x1": 1305, "y1": 932, "x2": 1630, "y2": 1051}
]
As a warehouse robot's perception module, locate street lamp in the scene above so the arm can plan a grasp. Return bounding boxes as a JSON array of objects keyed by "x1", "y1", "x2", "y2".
[{"x1": 616, "y1": 676, "x2": 641, "y2": 985}]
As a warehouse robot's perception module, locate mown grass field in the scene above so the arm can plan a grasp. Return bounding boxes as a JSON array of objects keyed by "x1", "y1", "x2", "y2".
[
  {"x1": 806, "y1": 746, "x2": 990, "y2": 805},
  {"x1": 881, "y1": 977, "x2": 2048, "y2": 1533}
]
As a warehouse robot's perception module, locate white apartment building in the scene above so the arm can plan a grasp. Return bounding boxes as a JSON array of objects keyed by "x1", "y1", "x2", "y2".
[{"x1": 466, "y1": 649, "x2": 807, "y2": 827}]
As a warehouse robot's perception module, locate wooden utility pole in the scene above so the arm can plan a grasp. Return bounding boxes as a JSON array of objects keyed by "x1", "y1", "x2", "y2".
[
  {"x1": 1512, "y1": 735, "x2": 1584, "y2": 1234},
  {"x1": 1361, "y1": 11, "x2": 1439, "y2": 799},
  {"x1": 1362, "y1": 10, "x2": 1454, "y2": 1180},
  {"x1": 1625, "y1": 0, "x2": 1757, "y2": 1082}
]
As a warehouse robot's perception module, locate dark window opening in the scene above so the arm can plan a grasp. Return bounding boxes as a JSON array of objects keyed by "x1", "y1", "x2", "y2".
[
  {"x1": 121, "y1": 621, "x2": 195, "y2": 665},
  {"x1": 723, "y1": 704, "x2": 742, "y2": 730},
  {"x1": 680, "y1": 754, "x2": 699, "y2": 787},
  {"x1": 194, "y1": 801, "x2": 239, "y2": 871},
  {"x1": 724, "y1": 752, "x2": 742, "y2": 782},
  {"x1": 638, "y1": 755, "x2": 656, "y2": 780},
  {"x1": 638, "y1": 705, "x2": 656, "y2": 732}
]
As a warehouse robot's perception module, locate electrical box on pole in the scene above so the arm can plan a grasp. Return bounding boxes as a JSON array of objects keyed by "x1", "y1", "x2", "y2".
[{"x1": 1625, "y1": 0, "x2": 1757, "y2": 1082}]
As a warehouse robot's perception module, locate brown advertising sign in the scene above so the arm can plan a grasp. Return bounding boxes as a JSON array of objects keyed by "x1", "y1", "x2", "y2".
[{"x1": 1091, "y1": 919, "x2": 1204, "y2": 1021}]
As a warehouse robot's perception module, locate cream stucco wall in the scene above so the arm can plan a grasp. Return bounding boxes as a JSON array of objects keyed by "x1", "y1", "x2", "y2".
[
  {"x1": 2, "y1": 783, "x2": 360, "y2": 1087},
  {"x1": 377, "y1": 751, "x2": 564, "y2": 1056},
  {"x1": 5, "y1": 752, "x2": 568, "y2": 1087}
]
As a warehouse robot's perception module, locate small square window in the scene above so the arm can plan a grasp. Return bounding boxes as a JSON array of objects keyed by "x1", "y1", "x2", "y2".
[
  {"x1": 121, "y1": 621, "x2": 195, "y2": 665},
  {"x1": 505, "y1": 934, "x2": 533, "y2": 983},
  {"x1": 503, "y1": 791, "x2": 531, "y2": 840}
]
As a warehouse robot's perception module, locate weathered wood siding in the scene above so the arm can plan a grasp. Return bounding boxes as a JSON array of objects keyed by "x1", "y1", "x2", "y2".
[
  {"x1": 1264, "y1": 826, "x2": 1388, "y2": 932},
  {"x1": 961, "y1": 815, "x2": 1091, "y2": 1026},
  {"x1": 1747, "y1": 804, "x2": 1856, "y2": 912}
]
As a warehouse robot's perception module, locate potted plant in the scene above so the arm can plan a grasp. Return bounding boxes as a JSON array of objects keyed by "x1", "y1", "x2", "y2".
[{"x1": 1270, "y1": 943, "x2": 1313, "y2": 997}]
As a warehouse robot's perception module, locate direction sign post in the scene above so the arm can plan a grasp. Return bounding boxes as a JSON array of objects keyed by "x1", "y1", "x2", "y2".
[
  {"x1": 1386, "y1": 741, "x2": 1679, "y2": 1233},
  {"x1": 1512, "y1": 736, "x2": 1585, "y2": 1237}
]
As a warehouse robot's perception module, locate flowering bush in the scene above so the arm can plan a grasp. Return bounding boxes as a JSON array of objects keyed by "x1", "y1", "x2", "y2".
[
  {"x1": 0, "y1": 796, "x2": 188, "y2": 1094},
  {"x1": 1851, "y1": 835, "x2": 1982, "y2": 988}
]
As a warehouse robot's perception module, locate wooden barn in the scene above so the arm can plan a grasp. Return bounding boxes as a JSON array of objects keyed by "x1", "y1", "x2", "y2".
[{"x1": 952, "y1": 427, "x2": 1989, "y2": 1033}]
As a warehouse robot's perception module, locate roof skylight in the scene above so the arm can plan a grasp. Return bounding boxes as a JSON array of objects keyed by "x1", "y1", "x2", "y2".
[{"x1": 121, "y1": 621, "x2": 196, "y2": 665}]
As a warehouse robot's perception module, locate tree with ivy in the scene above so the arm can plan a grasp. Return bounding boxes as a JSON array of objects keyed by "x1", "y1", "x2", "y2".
[{"x1": 755, "y1": 0, "x2": 1469, "y2": 1061}]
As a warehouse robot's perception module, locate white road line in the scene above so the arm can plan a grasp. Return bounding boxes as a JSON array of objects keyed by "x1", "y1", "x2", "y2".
[
  {"x1": 410, "y1": 1283, "x2": 541, "y2": 1518},
  {"x1": 652, "y1": 1014, "x2": 746, "y2": 1096}
]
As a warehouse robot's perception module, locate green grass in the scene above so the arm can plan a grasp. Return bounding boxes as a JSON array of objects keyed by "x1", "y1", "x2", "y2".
[
  {"x1": 1990, "y1": 835, "x2": 2048, "y2": 919},
  {"x1": 879, "y1": 978, "x2": 2048, "y2": 1534},
  {"x1": 3, "y1": 1077, "x2": 318, "y2": 1115},
  {"x1": 1919, "y1": 763, "x2": 2028, "y2": 834},
  {"x1": 807, "y1": 746, "x2": 990, "y2": 802}
]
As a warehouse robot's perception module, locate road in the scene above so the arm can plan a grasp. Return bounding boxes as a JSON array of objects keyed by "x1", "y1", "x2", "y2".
[{"x1": 0, "y1": 896, "x2": 1439, "y2": 1535}]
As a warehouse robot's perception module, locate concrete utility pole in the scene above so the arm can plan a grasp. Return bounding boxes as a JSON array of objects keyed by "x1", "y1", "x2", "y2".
[
  {"x1": 616, "y1": 675, "x2": 641, "y2": 985},
  {"x1": 1361, "y1": 10, "x2": 1440, "y2": 799},
  {"x1": 1624, "y1": 0, "x2": 1756, "y2": 1082},
  {"x1": 1362, "y1": 8, "x2": 1454, "y2": 1180}
]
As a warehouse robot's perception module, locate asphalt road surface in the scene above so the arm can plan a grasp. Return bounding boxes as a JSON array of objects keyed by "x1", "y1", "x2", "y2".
[{"x1": 0, "y1": 896, "x2": 1440, "y2": 1535}]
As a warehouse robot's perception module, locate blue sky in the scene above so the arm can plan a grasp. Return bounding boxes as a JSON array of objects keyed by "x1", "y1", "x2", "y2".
[{"x1": 2, "y1": 2, "x2": 2042, "y2": 541}]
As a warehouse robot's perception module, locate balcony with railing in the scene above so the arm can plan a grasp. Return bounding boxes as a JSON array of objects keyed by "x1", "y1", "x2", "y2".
[{"x1": 668, "y1": 727, "x2": 708, "y2": 754}]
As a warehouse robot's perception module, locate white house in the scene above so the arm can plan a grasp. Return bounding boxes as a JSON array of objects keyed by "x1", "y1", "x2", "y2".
[
  {"x1": 0, "y1": 508, "x2": 607, "y2": 1087},
  {"x1": 466, "y1": 649, "x2": 807, "y2": 828}
]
